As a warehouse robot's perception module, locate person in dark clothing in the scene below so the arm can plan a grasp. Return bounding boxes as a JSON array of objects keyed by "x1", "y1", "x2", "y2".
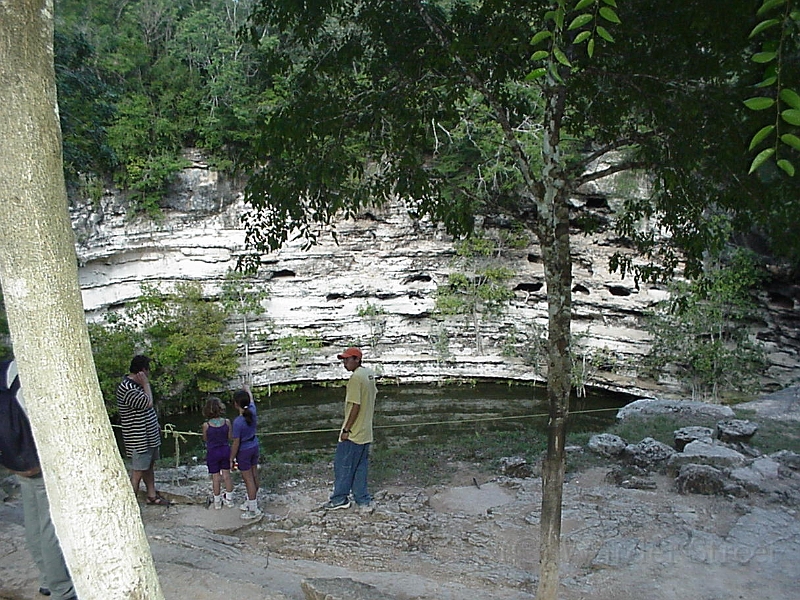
[{"x1": 0, "y1": 359, "x2": 78, "y2": 600}]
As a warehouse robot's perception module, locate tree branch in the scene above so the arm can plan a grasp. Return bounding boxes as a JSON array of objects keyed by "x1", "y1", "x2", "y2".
[{"x1": 413, "y1": 0, "x2": 544, "y2": 202}]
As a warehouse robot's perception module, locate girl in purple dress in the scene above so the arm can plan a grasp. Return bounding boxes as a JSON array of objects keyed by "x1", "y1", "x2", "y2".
[
  {"x1": 231, "y1": 387, "x2": 261, "y2": 519},
  {"x1": 202, "y1": 396, "x2": 234, "y2": 509}
]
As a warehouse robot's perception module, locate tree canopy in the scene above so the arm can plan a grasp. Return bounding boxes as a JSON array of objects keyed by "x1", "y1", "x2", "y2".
[
  {"x1": 50, "y1": 0, "x2": 799, "y2": 270},
  {"x1": 236, "y1": 2, "x2": 799, "y2": 597},
  {"x1": 241, "y1": 0, "x2": 799, "y2": 273},
  {"x1": 54, "y1": 0, "x2": 273, "y2": 211}
]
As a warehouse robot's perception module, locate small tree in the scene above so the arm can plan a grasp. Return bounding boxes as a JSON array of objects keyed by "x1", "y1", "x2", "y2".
[
  {"x1": 502, "y1": 321, "x2": 548, "y2": 376},
  {"x1": 357, "y1": 301, "x2": 388, "y2": 353},
  {"x1": 273, "y1": 334, "x2": 323, "y2": 372},
  {"x1": 219, "y1": 268, "x2": 270, "y2": 385},
  {"x1": 427, "y1": 323, "x2": 452, "y2": 367},
  {"x1": 646, "y1": 249, "x2": 768, "y2": 401},
  {"x1": 435, "y1": 236, "x2": 515, "y2": 354},
  {"x1": 91, "y1": 282, "x2": 239, "y2": 413}
]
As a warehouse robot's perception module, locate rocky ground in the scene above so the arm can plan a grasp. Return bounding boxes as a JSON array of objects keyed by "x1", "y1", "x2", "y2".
[{"x1": 2, "y1": 391, "x2": 799, "y2": 600}]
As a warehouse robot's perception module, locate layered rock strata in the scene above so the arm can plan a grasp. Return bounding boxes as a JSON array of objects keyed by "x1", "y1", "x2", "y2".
[{"x1": 69, "y1": 163, "x2": 800, "y2": 396}]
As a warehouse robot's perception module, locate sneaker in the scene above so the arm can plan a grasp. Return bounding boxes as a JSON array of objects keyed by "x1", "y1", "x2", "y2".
[
  {"x1": 356, "y1": 502, "x2": 374, "y2": 514},
  {"x1": 223, "y1": 496, "x2": 235, "y2": 508},
  {"x1": 239, "y1": 502, "x2": 249, "y2": 511},
  {"x1": 213, "y1": 497, "x2": 222, "y2": 510},
  {"x1": 322, "y1": 499, "x2": 351, "y2": 511},
  {"x1": 241, "y1": 508, "x2": 263, "y2": 520}
]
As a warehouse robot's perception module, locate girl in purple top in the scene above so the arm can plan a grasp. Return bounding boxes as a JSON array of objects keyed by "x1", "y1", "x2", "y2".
[
  {"x1": 231, "y1": 387, "x2": 261, "y2": 519},
  {"x1": 202, "y1": 397, "x2": 234, "y2": 509}
]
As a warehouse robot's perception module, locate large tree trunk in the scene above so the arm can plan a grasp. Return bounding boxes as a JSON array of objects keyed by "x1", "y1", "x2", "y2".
[
  {"x1": 0, "y1": 2, "x2": 164, "y2": 598},
  {"x1": 536, "y1": 216, "x2": 572, "y2": 600},
  {"x1": 535, "y1": 80, "x2": 572, "y2": 600}
]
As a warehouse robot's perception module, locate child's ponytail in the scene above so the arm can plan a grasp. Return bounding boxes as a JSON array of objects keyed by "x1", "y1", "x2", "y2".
[{"x1": 233, "y1": 388, "x2": 254, "y2": 426}]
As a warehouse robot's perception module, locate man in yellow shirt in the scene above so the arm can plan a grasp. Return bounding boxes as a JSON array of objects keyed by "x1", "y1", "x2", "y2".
[{"x1": 323, "y1": 347, "x2": 377, "y2": 510}]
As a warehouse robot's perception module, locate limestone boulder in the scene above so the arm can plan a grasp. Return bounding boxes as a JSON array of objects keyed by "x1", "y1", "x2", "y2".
[
  {"x1": 666, "y1": 440, "x2": 749, "y2": 476},
  {"x1": 675, "y1": 464, "x2": 746, "y2": 497},
  {"x1": 616, "y1": 399, "x2": 735, "y2": 422},
  {"x1": 716, "y1": 419, "x2": 759, "y2": 443},
  {"x1": 622, "y1": 437, "x2": 676, "y2": 469},
  {"x1": 588, "y1": 433, "x2": 628, "y2": 457},
  {"x1": 673, "y1": 426, "x2": 714, "y2": 451}
]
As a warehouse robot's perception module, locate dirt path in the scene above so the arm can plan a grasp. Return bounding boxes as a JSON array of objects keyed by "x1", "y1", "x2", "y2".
[
  {"x1": 3, "y1": 388, "x2": 800, "y2": 600},
  {"x1": 2, "y1": 462, "x2": 799, "y2": 600},
  {"x1": 146, "y1": 465, "x2": 800, "y2": 600}
]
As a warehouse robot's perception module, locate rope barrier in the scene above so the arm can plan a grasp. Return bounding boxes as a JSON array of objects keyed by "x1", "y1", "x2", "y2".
[
  {"x1": 264, "y1": 407, "x2": 611, "y2": 436},
  {"x1": 162, "y1": 423, "x2": 190, "y2": 469},
  {"x1": 113, "y1": 405, "x2": 621, "y2": 460}
]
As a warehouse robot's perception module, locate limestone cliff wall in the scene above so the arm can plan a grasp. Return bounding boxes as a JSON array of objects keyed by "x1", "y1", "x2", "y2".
[{"x1": 69, "y1": 163, "x2": 800, "y2": 397}]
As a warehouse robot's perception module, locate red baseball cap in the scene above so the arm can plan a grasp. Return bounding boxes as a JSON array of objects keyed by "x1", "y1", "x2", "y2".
[{"x1": 337, "y1": 347, "x2": 363, "y2": 359}]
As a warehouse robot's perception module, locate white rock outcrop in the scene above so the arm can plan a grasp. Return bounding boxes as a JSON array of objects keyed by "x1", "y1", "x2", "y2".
[{"x1": 69, "y1": 164, "x2": 800, "y2": 394}]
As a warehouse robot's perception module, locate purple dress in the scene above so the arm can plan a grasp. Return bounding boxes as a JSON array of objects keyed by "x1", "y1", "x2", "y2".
[{"x1": 205, "y1": 420, "x2": 230, "y2": 474}]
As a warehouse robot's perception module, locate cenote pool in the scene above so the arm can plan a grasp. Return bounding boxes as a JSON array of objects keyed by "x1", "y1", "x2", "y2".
[{"x1": 155, "y1": 382, "x2": 639, "y2": 460}]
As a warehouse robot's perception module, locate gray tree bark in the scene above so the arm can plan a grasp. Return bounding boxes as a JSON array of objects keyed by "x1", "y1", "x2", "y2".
[
  {"x1": 534, "y1": 80, "x2": 572, "y2": 600},
  {"x1": 0, "y1": 1, "x2": 164, "y2": 598}
]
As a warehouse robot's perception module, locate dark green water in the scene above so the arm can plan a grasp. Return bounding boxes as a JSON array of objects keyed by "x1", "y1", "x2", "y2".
[{"x1": 157, "y1": 382, "x2": 637, "y2": 460}]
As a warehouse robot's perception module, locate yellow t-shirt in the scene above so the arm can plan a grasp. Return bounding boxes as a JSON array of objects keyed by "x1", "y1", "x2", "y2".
[{"x1": 343, "y1": 366, "x2": 377, "y2": 444}]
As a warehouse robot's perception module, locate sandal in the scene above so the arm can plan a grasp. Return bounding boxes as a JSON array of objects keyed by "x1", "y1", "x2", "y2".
[{"x1": 146, "y1": 495, "x2": 170, "y2": 506}]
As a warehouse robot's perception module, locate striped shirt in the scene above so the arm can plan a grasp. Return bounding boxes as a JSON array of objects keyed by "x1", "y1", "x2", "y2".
[{"x1": 116, "y1": 376, "x2": 161, "y2": 456}]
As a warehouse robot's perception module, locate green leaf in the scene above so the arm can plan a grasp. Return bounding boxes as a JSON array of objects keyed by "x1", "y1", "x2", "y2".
[
  {"x1": 743, "y1": 97, "x2": 775, "y2": 110},
  {"x1": 780, "y1": 133, "x2": 800, "y2": 151},
  {"x1": 596, "y1": 25, "x2": 615, "y2": 42},
  {"x1": 749, "y1": 147, "x2": 775, "y2": 173},
  {"x1": 555, "y1": 6, "x2": 565, "y2": 29},
  {"x1": 755, "y1": 76, "x2": 778, "y2": 88},
  {"x1": 532, "y1": 50, "x2": 550, "y2": 62},
  {"x1": 549, "y1": 62, "x2": 565, "y2": 84},
  {"x1": 598, "y1": 6, "x2": 621, "y2": 24},
  {"x1": 526, "y1": 67, "x2": 547, "y2": 81},
  {"x1": 575, "y1": 0, "x2": 595, "y2": 10},
  {"x1": 779, "y1": 88, "x2": 800, "y2": 110},
  {"x1": 749, "y1": 18, "x2": 781, "y2": 38},
  {"x1": 531, "y1": 30, "x2": 552, "y2": 46},
  {"x1": 752, "y1": 51, "x2": 777, "y2": 63},
  {"x1": 553, "y1": 46, "x2": 572, "y2": 67},
  {"x1": 757, "y1": 0, "x2": 787, "y2": 17},
  {"x1": 777, "y1": 159, "x2": 795, "y2": 176},
  {"x1": 568, "y1": 14, "x2": 593, "y2": 30},
  {"x1": 587, "y1": 37, "x2": 595, "y2": 57},
  {"x1": 782, "y1": 109, "x2": 800, "y2": 126},
  {"x1": 602, "y1": 0, "x2": 618, "y2": 6},
  {"x1": 574, "y1": 31, "x2": 591, "y2": 44},
  {"x1": 748, "y1": 125, "x2": 775, "y2": 150}
]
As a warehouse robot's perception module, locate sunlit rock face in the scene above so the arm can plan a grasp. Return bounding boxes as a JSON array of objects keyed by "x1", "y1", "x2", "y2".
[{"x1": 70, "y1": 162, "x2": 799, "y2": 396}]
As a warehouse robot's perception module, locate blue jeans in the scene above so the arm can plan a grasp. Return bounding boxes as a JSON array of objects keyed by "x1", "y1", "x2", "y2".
[{"x1": 330, "y1": 440, "x2": 371, "y2": 505}]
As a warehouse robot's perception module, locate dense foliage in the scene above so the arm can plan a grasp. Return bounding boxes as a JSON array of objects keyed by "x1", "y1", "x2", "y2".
[
  {"x1": 52, "y1": 0, "x2": 800, "y2": 271},
  {"x1": 645, "y1": 249, "x2": 768, "y2": 401},
  {"x1": 54, "y1": 0, "x2": 273, "y2": 214},
  {"x1": 44, "y1": 1, "x2": 798, "y2": 414},
  {"x1": 435, "y1": 235, "x2": 517, "y2": 354},
  {"x1": 88, "y1": 283, "x2": 239, "y2": 416},
  {"x1": 238, "y1": 0, "x2": 799, "y2": 271}
]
